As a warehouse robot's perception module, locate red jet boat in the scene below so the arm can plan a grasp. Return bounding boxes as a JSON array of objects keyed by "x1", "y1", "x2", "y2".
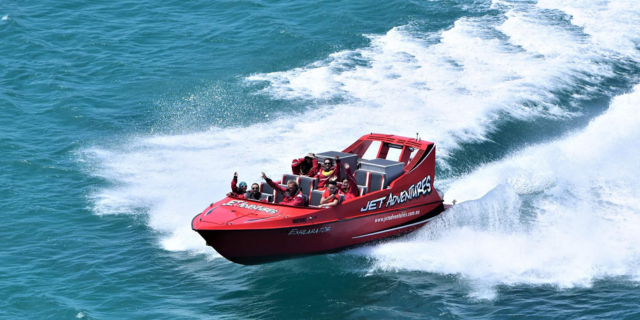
[{"x1": 192, "y1": 133, "x2": 449, "y2": 264}]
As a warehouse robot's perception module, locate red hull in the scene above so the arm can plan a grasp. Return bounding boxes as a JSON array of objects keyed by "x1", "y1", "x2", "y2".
[
  {"x1": 192, "y1": 134, "x2": 450, "y2": 265},
  {"x1": 194, "y1": 203, "x2": 446, "y2": 264}
]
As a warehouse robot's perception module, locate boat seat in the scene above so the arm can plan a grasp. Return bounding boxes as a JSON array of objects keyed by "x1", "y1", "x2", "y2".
[
  {"x1": 273, "y1": 184, "x2": 309, "y2": 206},
  {"x1": 274, "y1": 185, "x2": 285, "y2": 204},
  {"x1": 315, "y1": 151, "x2": 358, "y2": 179},
  {"x1": 244, "y1": 192, "x2": 274, "y2": 203},
  {"x1": 358, "y1": 158, "x2": 405, "y2": 183},
  {"x1": 260, "y1": 181, "x2": 274, "y2": 194},
  {"x1": 282, "y1": 174, "x2": 299, "y2": 185},
  {"x1": 355, "y1": 170, "x2": 386, "y2": 192},
  {"x1": 358, "y1": 186, "x2": 368, "y2": 196},
  {"x1": 309, "y1": 190, "x2": 324, "y2": 206},
  {"x1": 282, "y1": 174, "x2": 317, "y2": 199},
  {"x1": 309, "y1": 190, "x2": 345, "y2": 206},
  {"x1": 298, "y1": 176, "x2": 318, "y2": 192}
]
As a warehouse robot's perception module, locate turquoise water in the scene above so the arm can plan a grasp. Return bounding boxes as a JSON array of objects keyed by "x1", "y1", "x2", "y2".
[{"x1": 3, "y1": 0, "x2": 640, "y2": 318}]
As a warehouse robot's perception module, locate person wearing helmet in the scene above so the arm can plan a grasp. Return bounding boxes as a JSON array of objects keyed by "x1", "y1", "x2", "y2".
[{"x1": 228, "y1": 172, "x2": 248, "y2": 199}]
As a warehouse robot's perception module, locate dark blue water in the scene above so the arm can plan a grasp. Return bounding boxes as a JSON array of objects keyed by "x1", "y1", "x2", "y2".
[{"x1": 3, "y1": 0, "x2": 640, "y2": 318}]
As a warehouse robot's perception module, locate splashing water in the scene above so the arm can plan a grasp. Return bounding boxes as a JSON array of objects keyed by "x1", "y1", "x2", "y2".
[
  {"x1": 81, "y1": 0, "x2": 640, "y2": 299},
  {"x1": 355, "y1": 84, "x2": 640, "y2": 299}
]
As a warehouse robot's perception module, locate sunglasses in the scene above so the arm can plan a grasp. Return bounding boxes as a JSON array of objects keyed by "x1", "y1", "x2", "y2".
[
  {"x1": 324, "y1": 162, "x2": 332, "y2": 166},
  {"x1": 251, "y1": 187, "x2": 259, "y2": 190}
]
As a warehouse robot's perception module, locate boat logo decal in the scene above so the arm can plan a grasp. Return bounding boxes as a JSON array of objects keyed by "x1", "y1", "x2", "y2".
[
  {"x1": 288, "y1": 227, "x2": 331, "y2": 235},
  {"x1": 221, "y1": 200, "x2": 278, "y2": 214},
  {"x1": 361, "y1": 176, "x2": 432, "y2": 212}
]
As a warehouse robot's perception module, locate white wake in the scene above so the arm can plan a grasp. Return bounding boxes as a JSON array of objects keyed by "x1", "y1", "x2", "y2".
[{"x1": 81, "y1": 0, "x2": 640, "y2": 281}]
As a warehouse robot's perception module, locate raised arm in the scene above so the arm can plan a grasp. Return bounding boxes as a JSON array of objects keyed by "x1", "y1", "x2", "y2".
[
  {"x1": 334, "y1": 155, "x2": 342, "y2": 181},
  {"x1": 231, "y1": 172, "x2": 241, "y2": 194},
  {"x1": 308, "y1": 157, "x2": 319, "y2": 176},
  {"x1": 262, "y1": 172, "x2": 287, "y2": 195},
  {"x1": 291, "y1": 158, "x2": 304, "y2": 175},
  {"x1": 344, "y1": 164, "x2": 358, "y2": 195}
]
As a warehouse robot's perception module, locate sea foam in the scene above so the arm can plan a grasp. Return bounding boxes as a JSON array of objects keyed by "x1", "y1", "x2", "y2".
[
  {"x1": 247, "y1": 6, "x2": 614, "y2": 157},
  {"x1": 355, "y1": 83, "x2": 640, "y2": 299},
  {"x1": 537, "y1": 0, "x2": 640, "y2": 61},
  {"x1": 354, "y1": 0, "x2": 640, "y2": 298},
  {"x1": 83, "y1": 0, "x2": 639, "y2": 271}
]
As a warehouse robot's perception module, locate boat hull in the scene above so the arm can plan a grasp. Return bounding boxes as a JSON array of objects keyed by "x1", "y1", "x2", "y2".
[
  {"x1": 192, "y1": 134, "x2": 449, "y2": 264},
  {"x1": 195, "y1": 203, "x2": 446, "y2": 265}
]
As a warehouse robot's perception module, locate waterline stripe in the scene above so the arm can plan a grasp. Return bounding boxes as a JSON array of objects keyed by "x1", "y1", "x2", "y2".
[{"x1": 352, "y1": 216, "x2": 436, "y2": 239}]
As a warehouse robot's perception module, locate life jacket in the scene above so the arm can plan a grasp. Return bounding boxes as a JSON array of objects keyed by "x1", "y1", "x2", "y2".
[
  {"x1": 316, "y1": 163, "x2": 340, "y2": 189},
  {"x1": 280, "y1": 190, "x2": 305, "y2": 206}
]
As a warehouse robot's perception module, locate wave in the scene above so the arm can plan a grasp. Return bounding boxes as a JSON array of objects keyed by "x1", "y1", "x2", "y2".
[
  {"x1": 353, "y1": 0, "x2": 640, "y2": 299},
  {"x1": 247, "y1": 1, "x2": 621, "y2": 157},
  {"x1": 537, "y1": 0, "x2": 640, "y2": 61},
  {"x1": 82, "y1": 0, "x2": 640, "y2": 266},
  {"x1": 355, "y1": 83, "x2": 640, "y2": 300}
]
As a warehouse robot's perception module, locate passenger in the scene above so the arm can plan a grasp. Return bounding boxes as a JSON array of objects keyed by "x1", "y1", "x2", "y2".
[
  {"x1": 338, "y1": 163, "x2": 359, "y2": 200},
  {"x1": 261, "y1": 172, "x2": 305, "y2": 207},
  {"x1": 320, "y1": 180, "x2": 340, "y2": 208},
  {"x1": 315, "y1": 155, "x2": 341, "y2": 190},
  {"x1": 292, "y1": 153, "x2": 319, "y2": 177},
  {"x1": 228, "y1": 172, "x2": 247, "y2": 199},
  {"x1": 245, "y1": 183, "x2": 270, "y2": 202}
]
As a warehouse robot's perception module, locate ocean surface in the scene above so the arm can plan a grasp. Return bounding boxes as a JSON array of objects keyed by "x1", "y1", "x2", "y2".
[{"x1": 2, "y1": 0, "x2": 640, "y2": 318}]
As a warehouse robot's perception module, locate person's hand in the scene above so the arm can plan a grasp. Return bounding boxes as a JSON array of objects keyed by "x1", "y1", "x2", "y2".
[
  {"x1": 261, "y1": 172, "x2": 267, "y2": 180},
  {"x1": 311, "y1": 153, "x2": 316, "y2": 158},
  {"x1": 344, "y1": 163, "x2": 350, "y2": 170},
  {"x1": 234, "y1": 172, "x2": 238, "y2": 177},
  {"x1": 334, "y1": 155, "x2": 340, "y2": 161}
]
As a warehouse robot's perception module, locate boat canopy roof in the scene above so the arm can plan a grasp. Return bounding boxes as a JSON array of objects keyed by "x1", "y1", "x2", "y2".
[{"x1": 342, "y1": 133, "x2": 434, "y2": 172}]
